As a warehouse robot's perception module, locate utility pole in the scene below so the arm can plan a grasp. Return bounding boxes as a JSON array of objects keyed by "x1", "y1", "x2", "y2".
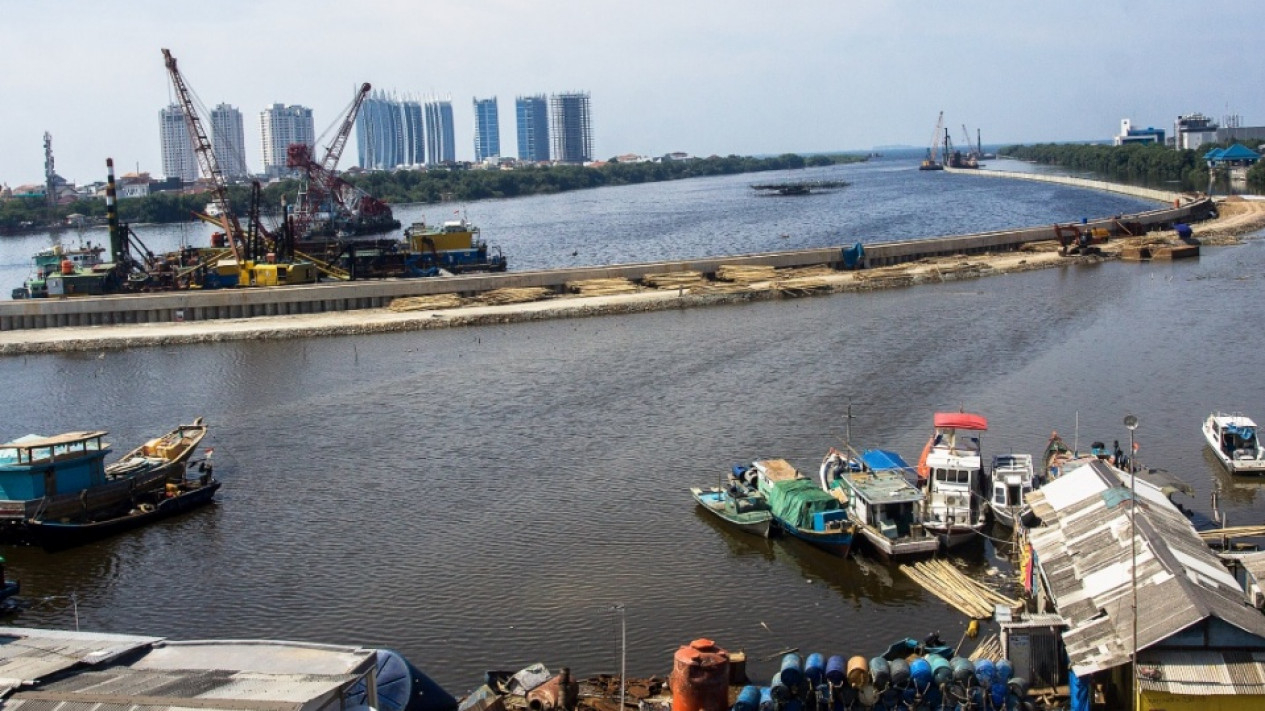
[{"x1": 1124, "y1": 414, "x2": 1139, "y2": 711}]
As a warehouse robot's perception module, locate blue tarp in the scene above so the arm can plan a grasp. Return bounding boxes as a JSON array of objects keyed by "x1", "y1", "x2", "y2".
[
  {"x1": 1068, "y1": 671, "x2": 1091, "y2": 711},
  {"x1": 860, "y1": 449, "x2": 914, "y2": 472}
]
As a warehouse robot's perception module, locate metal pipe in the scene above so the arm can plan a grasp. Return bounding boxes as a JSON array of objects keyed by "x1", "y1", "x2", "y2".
[{"x1": 106, "y1": 159, "x2": 122, "y2": 263}]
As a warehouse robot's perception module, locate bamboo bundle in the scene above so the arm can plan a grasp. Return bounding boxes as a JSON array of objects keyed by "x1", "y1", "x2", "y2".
[
  {"x1": 899, "y1": 559, "x2": 1021, "y2": 620},
  {"x1": 716, "y1": 264, "x2": 777, "y2": 283},
  {"x1": 967, "y1": 633, "x2": 1003, "y2": 662},
  {"x1": 389, "y1": 294, "x2": 464, "y2": 312},
  {"x1": 1197, "y1": 525, "x2": 1265, "y2": 541},
  {"x1": 642, "y1": 271, "x2": 706, "y2": 289},
  {"x1": 474, "y1": 287, "x2": 553, "y2": 306},
  {"x1": 565, "y1": 278, "x2": 640, "y2": 296}
]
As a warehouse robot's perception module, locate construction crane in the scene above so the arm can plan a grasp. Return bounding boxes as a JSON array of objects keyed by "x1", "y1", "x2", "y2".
[
  {"x1": 920, "y1": 111, "x2": 945, "y2": 170},
  {"x1": 161, "y1": 48, "x2": 245, "y2": 262},
  {"x1": 286, "y1": 83, "x2": 396, "y2": 245},
  {"x1": 962, "y1": 124, "x2": 976, "y2": 158}
]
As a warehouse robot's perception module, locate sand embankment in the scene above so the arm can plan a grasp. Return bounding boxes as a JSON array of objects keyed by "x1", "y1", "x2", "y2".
[{"x1": 2, "y1": 197, "x2": 1263, "y2": 356}]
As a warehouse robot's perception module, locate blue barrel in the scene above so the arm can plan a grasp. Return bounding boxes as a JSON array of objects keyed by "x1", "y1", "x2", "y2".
[
  {"x1": 991, "y1": 680, "x2": 1008, "y2": 708},
  {"x1": 814, "y1": 683, "x2": 830, "y2": 711},
  {"x1": 973, "y1": 659, "x2": 995, "y2": 687},
  {"x1": 926, "y1": 654, "x2": 952, "y2": 687},
  {"x1": 758, "y1": 687, "x2": 774, "y2": 711},
  {"x1": 995, "y1": 659, "x2": 1013, "y2": 682},
  {"x1": 734, "y1": 685, "x2": 761, "y2": 711},
  {"x1": 770, "y1": 672, "x2": 791, "y2": 702},
  {"x1": 950, "y1": 657, "x2": 974, "y2": 686},
  {"x1": 922, "y1": 686, "x2": 942, "y2": 711},
  {"x1": 909, "y1": 657, "x2": 932, "y2": 688},
  {"x1": 868, "y1": 657, "x2": 891, "y2": 689},
  {"x1": 780, "y1": 653, "x2": 804, "y2": 689},
  {"x1": 888, "y1": 657, "x2": 911, "y2": 688},
  {"x1": 804, "y1": 653, "x2": 825, "y2": 686},
  {"x1": 824, "y1": 655, "x2": 846, "y2": 686}
]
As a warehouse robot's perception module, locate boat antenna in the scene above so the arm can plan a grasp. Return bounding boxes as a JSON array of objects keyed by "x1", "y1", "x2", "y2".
[{"x1": 1074, "y1": 411, "x2": 1080, "y2": 456}]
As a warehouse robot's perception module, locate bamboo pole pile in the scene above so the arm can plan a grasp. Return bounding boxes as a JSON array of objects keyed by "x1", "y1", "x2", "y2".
[
  {"x1": 899, "y1": 559, "x2": 1021, "y2": 620},
  {"x1": 473, "y1": 287, "x2": 554, "y2": 306},
  {"x1": 774, "y1": 275, "x2": 836, "y2": 296},
  {"x1": 388, "y1": 294, "x2": 464, "y2": 312},
  {"x1": 715, "y1": 264, "x2": 777, "y2": 283},
  {"x1": 641, "y1": 271, "x2": 707, "y2": 290},
  {"x1": 778, "y1": 266, "x2": 838, "y2": 279},
  {"x1": 1197, "y1": 525, "x2": 1265, "y2": 541},
  {"x1": 565, "y1": 278, "x2": 640, "y2": 296},
  {"x1": 967, "y1": 633, "x2": 1003, "y2": 662}
]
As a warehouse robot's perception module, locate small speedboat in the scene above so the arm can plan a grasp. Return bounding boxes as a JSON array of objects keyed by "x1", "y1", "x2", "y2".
[
  {"x1": 988, "y1": 453, "x2": 1035, "y2": 528},
  {"x1": 1203, "y1": 413, "x2": 1265, "y2": 474}
]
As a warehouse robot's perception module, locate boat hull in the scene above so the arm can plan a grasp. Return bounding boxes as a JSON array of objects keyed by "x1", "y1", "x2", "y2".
[
  {"x1": 26, "y1": 479, "x2": 220, "y2": 551},
  {"x1": 857, "y1": 526, "x2": 939, "y2": 560},
  {"x1": 690, "y1": 487, "x2": 774, "y2": 539},
  {"x1": 780, "y1": 525, "x2": 853, "y2": 557}
]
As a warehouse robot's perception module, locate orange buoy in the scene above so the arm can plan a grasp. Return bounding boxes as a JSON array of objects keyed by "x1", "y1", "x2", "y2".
[
  {"x1": 670, "y1": 639, "x2": 730, "y2": 711},
  {"x1": 60, "y1": 258, "x2": 74, "y2": 275}
]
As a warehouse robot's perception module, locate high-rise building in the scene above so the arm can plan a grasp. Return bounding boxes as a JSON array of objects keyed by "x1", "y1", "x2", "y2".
[
  {"x1": 401, "y1": 99, "x2": 425, "y2": 166},
  {"x1": 357, "y1": 91, "x2": 406, "y2": 170},
  {"x1": 210, "y1": 103, "x2": 248, "y2": 178},
  {"x1": 549, "y1": 91, "x2": 592, "y2": 164},
  {"x1": 425, "y1": 98, "x2": 456, "y2": 165},
  {"x1": 259, "y1": 103, "x2": 315, "y2": 178},
  {"x1": 159, "y1": 104, "x2": 198, "y2": 183},
  {"x1": 473, "y1": 97, "x2": 500, "y2": 162},
  {"x1": 515, "y1": 95, "x2": 550, "y2": 163}
]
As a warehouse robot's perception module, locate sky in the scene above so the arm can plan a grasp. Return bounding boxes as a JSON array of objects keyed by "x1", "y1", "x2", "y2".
[{"x1": 2, "y1": 0, "x2": 1261, "y2": 186}]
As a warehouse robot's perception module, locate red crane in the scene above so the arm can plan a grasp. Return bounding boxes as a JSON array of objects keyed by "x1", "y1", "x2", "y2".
[
  {"x1": 286, "y1": 82, "x2": 394, "y2": 241},
  {"x1": 161, "y1": 48, "x2": 245, "y2": 262}
]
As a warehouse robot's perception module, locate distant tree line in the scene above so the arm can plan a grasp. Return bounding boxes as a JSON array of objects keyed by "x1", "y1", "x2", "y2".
[
  {"x1": 999, "y1": 143, "x2": 1211, "y2": 192},
  {"x1": 0, "y1": 153, "x2": 866, "y2": 233}
]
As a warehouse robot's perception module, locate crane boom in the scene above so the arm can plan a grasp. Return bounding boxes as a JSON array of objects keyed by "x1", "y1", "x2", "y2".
[
  {"x1": 962, "y1": 125, "x2": 974, "y2": 156},
  {"x1": 321, "y1": 83, "x2": 371, "y2": 175},
  {"x1": 929, "y1": 111, "x2": 944, "y2": 163},
  {"x1": 161, "y1": 48, "x2": 244, "y2": 261}
]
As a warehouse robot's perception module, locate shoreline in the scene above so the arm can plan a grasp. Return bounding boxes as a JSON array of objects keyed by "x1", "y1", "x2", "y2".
[{"x1": 3, "y1": 197, "x2": 1264, "y2": 356}]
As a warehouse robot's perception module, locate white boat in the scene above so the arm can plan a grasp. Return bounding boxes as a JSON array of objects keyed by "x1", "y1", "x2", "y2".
[
  {"x1": 988, "y1": 453, "x2": 1035, "y2": 528},
  {"x1": 819, "y1": 447, "x2": 940, "y2": 560},
  {"x1": 1203, "y1": 412, "x2": 1265, "y2": 474},
  {"x1": 916, "y1": 412, "x2": 990, "y2": 547}
]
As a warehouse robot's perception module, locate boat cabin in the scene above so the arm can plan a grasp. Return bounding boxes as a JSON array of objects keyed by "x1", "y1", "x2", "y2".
[
  {"x1": 848, "y1": 449, "x2": 925, "y2": 540},
  {"x1": 990, "y1": 453, "x2": 1035, "y2": 511},
  {"x1": 0, "y1": 431, "x2": 110, "y2": 505}
]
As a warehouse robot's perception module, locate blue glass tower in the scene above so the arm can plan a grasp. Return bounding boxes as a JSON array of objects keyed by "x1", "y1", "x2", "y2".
[
  {"x1": 515, "y1": 95, "x2": 550, "y2": 163},
  {"x1": 425, "y1": 99, "x2": 456, "y2": 165},
  {"x1": 473, "y1": 97, "x2": 501, "y2": 162}
]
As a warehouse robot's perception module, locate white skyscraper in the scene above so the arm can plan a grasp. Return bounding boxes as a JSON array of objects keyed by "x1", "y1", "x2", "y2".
[
  {"x1": 210, "y1": 103, "x2": 249, "y2": 178},
  {"x1": 159, "y1": 104, "x2": 198, "y2": 183},
  {"x1": 259, "y1": 103, "x2": 315, "y2": 178}
]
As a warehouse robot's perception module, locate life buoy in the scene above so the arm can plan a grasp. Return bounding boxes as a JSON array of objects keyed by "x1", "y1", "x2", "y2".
[{"x1": 137, "y1": 503, "x2": 155, "y2": 514}]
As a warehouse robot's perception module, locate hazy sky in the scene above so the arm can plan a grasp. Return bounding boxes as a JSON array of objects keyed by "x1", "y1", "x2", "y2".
[{"x1": 2, "y1": 1, "x2": 1260, "y2": 185}]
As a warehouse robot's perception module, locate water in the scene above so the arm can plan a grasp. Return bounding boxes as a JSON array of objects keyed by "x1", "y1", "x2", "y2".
[
  {"x1": 2, "y1": 157, "x2": 1263, "y2": 696},
  {"x1": 2, "y1": 156, "x2": 1153, "y2": 292}
]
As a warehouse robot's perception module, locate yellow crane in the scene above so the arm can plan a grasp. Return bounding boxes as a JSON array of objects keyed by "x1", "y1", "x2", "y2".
[{"x1": 920, "y1": 111, "x2": 945, "y2": 171}]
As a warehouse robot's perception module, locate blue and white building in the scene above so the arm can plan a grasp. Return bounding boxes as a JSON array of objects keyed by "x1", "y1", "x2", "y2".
[
  {"x1": 515, "y1": 95, "x2": 550, "y2": 163},
  {"x1": 473, "y1": 97, "x2": 501, "y2": 163}
]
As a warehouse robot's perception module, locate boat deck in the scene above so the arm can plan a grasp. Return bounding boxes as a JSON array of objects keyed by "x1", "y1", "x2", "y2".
[{"x1": 754, "y1": 459, "x2": 800, "y2": 482}]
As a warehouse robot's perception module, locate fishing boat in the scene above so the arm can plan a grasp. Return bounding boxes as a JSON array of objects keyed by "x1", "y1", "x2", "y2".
[
  {"x1": 0, "y1": 418, "x2": 208, "y2": 545},
  {"x1": 987, "y1": 453, "x2": 1036, "y2": 528},
  {"x1": 747, "y1": 458, "x2": 854, "y2": 557},
  {"x1": 916, "y1": 412, "x2": 989, "y2": 548},
  {"x1": 1203, "y1": 412, "x2": 1265, "y2": 474},
  {"x1": 11, "y1": 242, "x2": 107, "y2": 299},
  {"x1": 690, "y1": 470, "x2": 776, "y2": 538},
  {"x1": 27, "y1": 458, "x2": 219, "y2": 550},
  {"x1": 819, "y1": 447, "x2": 939, "y2": 560},
  {"x1": 1042, "y1": 431, "x2": 1076, "y2": 480}
]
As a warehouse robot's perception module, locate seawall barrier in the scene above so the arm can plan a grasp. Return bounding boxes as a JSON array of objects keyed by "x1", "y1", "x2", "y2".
[
  {"x1": 946, "y1": 165, "x2": 1183, "y2": 203},
  {"x1": 0, "y1": 197, "x2": 1214, "y2": 332}
]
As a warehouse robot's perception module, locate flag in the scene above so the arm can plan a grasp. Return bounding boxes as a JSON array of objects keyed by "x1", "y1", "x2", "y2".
[
  {"x1": 204, "y1": 448, "x2": 214, "y2": 457},
  {"x1": 1132, "y1": 440, "x2": 1139, "y2": 453}
]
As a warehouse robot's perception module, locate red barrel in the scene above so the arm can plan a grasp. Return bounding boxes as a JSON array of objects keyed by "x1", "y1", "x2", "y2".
[{"x1": 670, "y1": 639, "x2": 730, "y2": 711}]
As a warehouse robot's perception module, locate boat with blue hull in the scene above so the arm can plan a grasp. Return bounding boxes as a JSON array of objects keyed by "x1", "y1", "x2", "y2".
[{"x1": 748, "y1": 458, "x2": 855, "y2": 557}]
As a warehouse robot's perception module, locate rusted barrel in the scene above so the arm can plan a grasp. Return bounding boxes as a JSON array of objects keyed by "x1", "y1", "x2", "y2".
[{"x1": 670, "y1": 638, "x2": 730, "y2": 711}]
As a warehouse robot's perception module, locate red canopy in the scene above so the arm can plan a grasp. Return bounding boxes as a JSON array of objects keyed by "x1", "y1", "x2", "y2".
[{"x1": 933, "y1": 412, "x2": 988, "y2": 431}]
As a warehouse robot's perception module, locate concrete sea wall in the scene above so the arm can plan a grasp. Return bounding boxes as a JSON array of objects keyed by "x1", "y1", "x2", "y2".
[{"x1": 0, "y1": 196, "x2": 1212, "y2": 332}]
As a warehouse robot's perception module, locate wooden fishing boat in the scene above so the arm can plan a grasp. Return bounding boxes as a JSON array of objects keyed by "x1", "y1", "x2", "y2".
[
  {"x1": 0, "y1": 418, "x2": 209, "y2": 544},
  {"x1": 820, "y1": 447, "x2": 939, "y2": 560},
  {"x1": 1203, "y1": 412, "x2": 1265, "y2": 474},
  {"x1": 749, "y1": 458, "x2": 854, "y2": 557},
  {"x1": 916, "y1": 412, "x2": 989, "y2": 548},
  {"x1": 690, "y1": 481, "x2": 775, "y2": 539},
  {"x1": 27, "y1": 468, "x2": 220, "y2": 550}
]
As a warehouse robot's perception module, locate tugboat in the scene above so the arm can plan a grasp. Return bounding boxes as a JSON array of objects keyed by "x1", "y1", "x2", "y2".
[{"x1": 11, "y1": 242, "x2": 107, "y2": 299}]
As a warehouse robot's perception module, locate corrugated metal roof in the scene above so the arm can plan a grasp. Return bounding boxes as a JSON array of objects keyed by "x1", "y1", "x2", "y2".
[
  {"x1": 0, "y1": 629, "x2": 378, "y2": 711},
  {"x1": 1028, "y1": 460, "x2": 1265, "y2": 677},
  {"x1": 1138, "y1": 649, "x2": 1265, "y2": 695}
]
